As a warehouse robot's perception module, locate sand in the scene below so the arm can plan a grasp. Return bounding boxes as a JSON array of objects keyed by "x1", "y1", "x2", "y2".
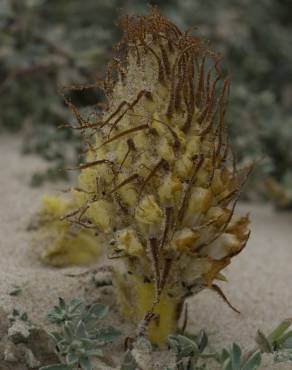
[{"x1": 0, "y1": 134, "x2": 292, "y2": 369}]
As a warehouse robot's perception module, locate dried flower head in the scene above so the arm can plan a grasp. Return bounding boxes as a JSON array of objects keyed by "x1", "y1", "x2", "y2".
[{"x1": 35, "y1": 8, "x2": 251, "y2": 345}]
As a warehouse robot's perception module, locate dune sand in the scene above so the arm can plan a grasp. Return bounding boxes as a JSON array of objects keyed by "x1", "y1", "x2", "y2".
[{"x1": 0, "y1": 134, "x2": 292, "y2": 369}]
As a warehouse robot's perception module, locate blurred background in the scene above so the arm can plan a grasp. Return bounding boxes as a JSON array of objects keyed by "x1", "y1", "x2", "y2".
[{"x1": 0, "y1": 0, "x2": 291, "y2": 208}]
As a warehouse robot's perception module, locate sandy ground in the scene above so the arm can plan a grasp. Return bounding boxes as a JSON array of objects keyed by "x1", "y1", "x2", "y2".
[{"x1": 1, "y1": 134, "x2": 292, "y2": 369}]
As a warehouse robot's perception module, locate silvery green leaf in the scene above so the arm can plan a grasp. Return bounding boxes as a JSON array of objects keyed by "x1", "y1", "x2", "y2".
[
  {"x1": 82, "y1": 317, "x2": 96, "y2": 333},
  {"x1": 66, "y1": 351, "x2": 79, "y2": 365},
  {"x1": 48, "y1": 307, "x2": 66, "y2": 324},
  {"x1": 95, "y1": 326, "x2": 121, "y2": 343},
  {"x1": 273, "y1": 329, "x2": 292, "y2": 350},
  {"x1": 268, "y1": 319, "x2": 292, "y2": 343},
  {"x1": 85, "y1": 348, "x2": 103, "y2": 357},
  {"x1": 48, "y1": 331, "x2": 62, "y2": 343},
  {"x1": 76, "y1": 320, "x2": 87, "y2": 338},
  {"x1": 79, "y1": 356, "x2": 93, "y2": 370},
  {"x1": 231, "y1": 343, "x2": 242, "y2": 369},
  {"x1": 242, "y1": 351, "x2": 261, "y2": 370},
  {"x1": 168, "y1": 335, "x2": 180, "y2": 353},
  {"x1": 222, "y1": 358, "x2": 232, "y2": 370},
  {"x1": 282, "y1": 332, "x2": 292, "y2": 349},
  {"x1": 55, "y1": 307, "x2": 63, "y2": 314},
  {"x1": 255, "y1": 330, "x2": 273, "y2": 353},
  {"x1": 68, "y1": 339, "x2": 84, "y2": 353},
  {"x1": 58, "y1": 338, "x2": 69, "y2": 347},
  {"x1": 48, "y1": 307, "x2": 62, "y2": 319},
  {"x1": 68, "y1": 298, "x2": 84, "y2": 314},
  {"x1": 64, "y1": 322, "x2": 75, "y2": 341},
  {"x1": 220, "y1": 348, "x2": 231, "y2": 363},
  {"x1": 169, "y1": 335, "x2": 199, "y2": 357},
  {"x1": 89, "y1": 304, "x2": 108, "y2": 319},
  {"x1": 197, "y1": 330, "x2": 208, "y2": 352},
  {"x1": 80, "y1": 338, "x2": 94, "y2": 346},
  {"x1": 120, "y1": 350, "x2": 137, "y2": 370}
]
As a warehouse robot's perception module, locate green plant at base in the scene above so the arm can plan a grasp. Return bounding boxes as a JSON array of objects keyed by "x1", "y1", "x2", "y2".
[
  {"x1": 218, "y1": 344, "x2": 261, "y2": 370},
  {"x1": 163, "y1": 319, "x2": 292, "y2": 370},
  {"x1": 40, "y1": 298, "x2": 121, "y2": 370},
  {"x1": 168, "y1": 331, "x2": 217, "y2": 370},
  {"x1": 47, "y1": 297, "x2": 85, "y2": 325},
  {"x1": 119, "y1": 331, "x2": 261, "y2": 370},
  {"x1": 44, "y1": 316, "x2": 292, "y2": 370},
  {"x1": 254, "y1": 318, "x2": 292, "y2": 364}
]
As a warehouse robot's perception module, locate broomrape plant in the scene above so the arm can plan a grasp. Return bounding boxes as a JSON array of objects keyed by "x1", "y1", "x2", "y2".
[{"x1": 35, "y1": 8, "x2": 252, "y2": 345}]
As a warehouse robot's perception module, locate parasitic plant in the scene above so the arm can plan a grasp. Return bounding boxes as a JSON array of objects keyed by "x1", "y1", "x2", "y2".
[{"x1": 35, "y1": 9, "x2": 251, "y2": 345}]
